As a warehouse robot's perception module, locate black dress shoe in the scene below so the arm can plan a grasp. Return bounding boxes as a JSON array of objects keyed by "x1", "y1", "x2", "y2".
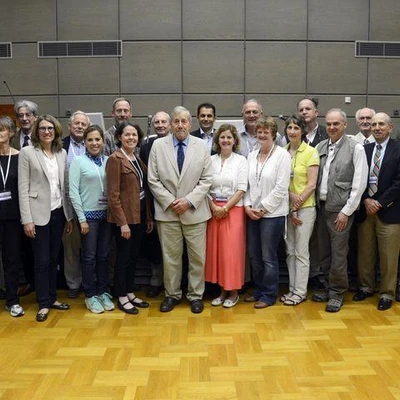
[
  {"x1": 146, "y1": 285, "x2": 163, "y2": 298},
  {"x1": 190, "y1": 300, "x2": 204, "y2": 314},
  {"x1": 378, "y1": 298, "x2": 392, "y2": 311},
  {"x1": 353, "y1": 290, "x2": 373, "y2": 302},
  {"x1": 118, "y1": 299, "x2": 138, "y2": 315},
  {"x1": 396, "y1": 290, "x2": 400, "y2": 303},
  {"x1": 50, "y1": 302, "x2": 70, "y2": 310},
  {"x1": 160, "y1": 297, "x2": 180, "y2": 312},
  {"x1": 130, "y1": 296, "x2": 150, "y2": 308},
  {"x1": 36, "y1": 310, "x2": 49, "y2": 322}
]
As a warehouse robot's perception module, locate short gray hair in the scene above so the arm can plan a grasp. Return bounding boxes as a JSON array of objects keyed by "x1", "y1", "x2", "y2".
[
  {"x1": 326, "y1": 108, "x2": 347, "y2": 122},
  {"x1": 171, "y1": 106, "x2": 192, "y2": 124},
  {"x1": 69, "y1": 110, "x2": 91, "y2": 125},
  {"x1": 242, "y1": 99, "x2": 263, "y2": 115},
  {"x1": 14, "y1": 100, "x2": 38, "y2": 116},
  {"x1": 355, "y1": 107, "x2": 376, "y2": 120}
]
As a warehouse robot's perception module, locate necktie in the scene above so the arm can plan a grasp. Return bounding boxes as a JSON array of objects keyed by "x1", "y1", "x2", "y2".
[
  {"x1": 368, "y1": 144, "x2": 382, "y2": 196},
  {"x1": 177, "y1": 141, "x2": 185, "y2": 173},
  {"x1": 23, "y1": 134, "x2": 29, "y2": 147}
]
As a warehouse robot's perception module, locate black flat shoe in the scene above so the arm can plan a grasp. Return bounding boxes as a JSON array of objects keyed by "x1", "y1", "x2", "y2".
[
  {"x1": 36, "y1": 310, "x2": 49, "y2": 322},
  {"x1": 50, "y1": 302, "x2": 70, "y2": 310},
  {"x1": 118, "y1": 299, "x2": 138, "y2": 315},
  {"x1": 130, "y1": 296, "x2": 150, "y2": 308}
]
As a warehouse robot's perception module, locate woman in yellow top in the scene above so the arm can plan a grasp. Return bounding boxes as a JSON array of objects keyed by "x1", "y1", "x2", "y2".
[{"x1": 282, "y1": 115, "x2": 320, "y2": 305}]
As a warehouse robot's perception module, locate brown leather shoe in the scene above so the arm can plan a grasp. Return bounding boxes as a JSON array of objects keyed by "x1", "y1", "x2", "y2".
[
  {"x1": 244, "y1": 295, "x2": 257, "y2": 302},
  {"x1": 254, "y1": 301, "x2": 269, "y2": 309}
]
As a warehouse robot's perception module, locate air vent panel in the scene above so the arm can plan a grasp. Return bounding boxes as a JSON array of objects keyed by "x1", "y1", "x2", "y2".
[
  {"x1": 0, "y1": 43, "x2": 12, "y2": 59},
  {"x1": 38, "y1": 40, "x2": 122, "y2": 58},
  {"x1": 355, "y1": 41, "x2": 400, "y2": 58}
]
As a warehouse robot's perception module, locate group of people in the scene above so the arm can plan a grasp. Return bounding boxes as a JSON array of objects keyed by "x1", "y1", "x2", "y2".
[{"x1": 0, "y1": 96, "x2": 399, "y2": 322}]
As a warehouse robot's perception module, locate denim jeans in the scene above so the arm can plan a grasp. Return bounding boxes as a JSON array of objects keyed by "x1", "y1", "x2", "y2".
[
  {"x1": 31, "y1": 207, "x2": 65, "y2": 309},
  {"x1": 247, "y1": 216, "x2": 285, "y2": 305},
  {"x1": 81, "y1": 219, "x2": 112, "y2": 298}
]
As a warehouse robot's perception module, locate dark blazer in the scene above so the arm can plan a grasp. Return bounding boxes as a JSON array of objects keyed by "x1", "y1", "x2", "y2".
[
  {"x1": 62, "y1": 136, "x2": 71, "y2": 152},
  {"x1": 139, "y1": 137, "x2": 157, "y2": 166},
  {"x1": 358, "y1": 139, "x2": 400, "y2": 224},
  {"x1": 309, "y1": 125, "x2": 328, "y2": 148},
  {"x1": 190, "y1": 129, "x2": 216, "y2": 155}
]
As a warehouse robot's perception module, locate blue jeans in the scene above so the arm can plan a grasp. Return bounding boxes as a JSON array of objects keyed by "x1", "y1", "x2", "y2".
[
  {"x1": 247, "y1": 216, "x2": 285, "y2": 305},
  {"x1": 81, "y1": 219, "x2": 112, "y2": 298}
]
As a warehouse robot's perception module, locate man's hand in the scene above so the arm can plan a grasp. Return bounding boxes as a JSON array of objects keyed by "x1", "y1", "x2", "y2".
[
  {"x1": 364, "y1": 198, "x2": 381, "y2": 215},
  {"x1": 171, "y1": 198, "x2": 190, "y2": 215},
  {"x1": 334, "y1": 212, "x2": 349, "y2": 232}
]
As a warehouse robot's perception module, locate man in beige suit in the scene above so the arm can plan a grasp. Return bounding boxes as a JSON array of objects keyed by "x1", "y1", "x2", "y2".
[{"x1": 148, "y1": 106, "x2": 212, "y2": 314}]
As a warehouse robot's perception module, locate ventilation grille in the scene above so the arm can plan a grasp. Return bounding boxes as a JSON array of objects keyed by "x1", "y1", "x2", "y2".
[
  {"x1": 355, "y1": 41, "x2": 400, "y2": 58},
  {"x1": 38, "y1": 40, "x2": 122, "y2": 58},
  {"x1": 0, "y1": 43, "x2": 12, "y2": 59}
]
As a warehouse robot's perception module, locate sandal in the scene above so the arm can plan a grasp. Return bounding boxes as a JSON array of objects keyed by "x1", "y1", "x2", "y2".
[
  {"x1": 280, "y1": 292, "x2": 293, "y2": 302},
  {"x1": 283, "y1": 294, "x2": 306, "y2": 306}
]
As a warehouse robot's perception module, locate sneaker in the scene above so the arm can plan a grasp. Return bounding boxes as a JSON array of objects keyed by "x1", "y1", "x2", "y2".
[
  {"x1": 325, "y1": 297, "x2": 343, "y2": 313},
  {"x1": 98, "y1": 292, "x2": 115, "y2": 311},
  {"x1": 85, "y1": 296, "x2": 105, "y2": 314},
  {"x1": 5, "y1": 304, "x2": 25, "y2": 317}
]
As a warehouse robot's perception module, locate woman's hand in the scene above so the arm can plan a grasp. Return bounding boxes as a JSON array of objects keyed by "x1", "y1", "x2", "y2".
[
  {"x1": 290, "y1": 193, "x2": 304, "y2": 210},
  {"x1": 23, "y1": 223, "x2": 36, "y2": 238},
  {"x1": 80, "y1": 221, "x2": 89, "y2": 235},
  {"x1": 120, "y1": 224, "x2": 131, "y2": 240},
  {"x1": 146, "y1": 220, "x2": 154, "y2": 234},
  {"x1": 212, "y1": 205, "x2": 228, "y2": 219},
  {"x1": 289, "y1": 211, "x2": 303, "y2": 226},
  {"x1": 245, "y1": 206, "x2": 263, "y2": 221}
]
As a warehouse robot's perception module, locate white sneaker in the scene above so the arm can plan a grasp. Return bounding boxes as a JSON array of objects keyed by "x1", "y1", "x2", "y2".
[
  {"x1": 6, "y1": 304, "x2": 25, "y2": 317},
  {"x1": 85, "y1": 296, "x2": 105, "y2": 314},
  {"x1": 98, "y1": 292, "x2": 115, "y2": 311}
]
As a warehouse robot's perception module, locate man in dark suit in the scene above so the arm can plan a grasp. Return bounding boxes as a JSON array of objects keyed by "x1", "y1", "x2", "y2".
[
  {"x1": 190, "y1": 102, "x2": 216, "y2": 155},
  {"x1": 11, "y1": 100, "x2": 38, "y2": 296},
  {"x1": 62, "y1": 111, "x2": 91, "y2": 298},
  {"x1": 139, "y1": 111, "x2": 170, "y2": 298},
  {"x1": 353, "y1": 112, "x2": 400, "y2": 311}
]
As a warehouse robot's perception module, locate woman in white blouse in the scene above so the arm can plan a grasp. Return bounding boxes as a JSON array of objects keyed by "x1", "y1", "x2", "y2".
[
  {"x1": 205, "y1": 124, "x2": 248, "y2": 308},
  {"x1": 18, "y1": 115, "x2": 73, "y2": 322},
  {"x1": 244, "y1": 117, "x2": 291, "y2": 309}
]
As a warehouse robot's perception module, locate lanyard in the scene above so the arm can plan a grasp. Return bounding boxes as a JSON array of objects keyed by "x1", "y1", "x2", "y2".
[
  {"x1": 0, "y1": 148, "x2": 11, "y2": 191},
  {"x1": 256, "y1": 144, "x2": 275, "y2": 185},
  {"x1": 121, "y1": 148, "x2": 144, "y2": 189}
]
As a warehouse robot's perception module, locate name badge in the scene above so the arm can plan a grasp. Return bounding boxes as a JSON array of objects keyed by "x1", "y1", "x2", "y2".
[
  {"x1": 0, "y1": 191, "x2": 12, "y2": 201},
  {"x1": 214, "y1": 193, "x2": 228, "y2": 202},
  {"x1": 98, "y1": 195, "x2": 108, "y2": 206}
]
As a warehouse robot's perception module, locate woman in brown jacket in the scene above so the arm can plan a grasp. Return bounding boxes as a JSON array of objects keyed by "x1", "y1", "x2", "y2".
[{"x1": 106, "y1": 122, "x2": 153, "y2": 314}]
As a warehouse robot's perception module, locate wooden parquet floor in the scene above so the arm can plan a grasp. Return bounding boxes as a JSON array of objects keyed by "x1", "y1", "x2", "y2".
[{"x1": 1, "y1": 290, "x2": 400, "y2": 400}]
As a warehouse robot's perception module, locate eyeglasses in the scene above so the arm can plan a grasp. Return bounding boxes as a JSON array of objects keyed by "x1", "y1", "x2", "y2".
[
  {"x1": 39, "y1": 126, "x2": 55, "y2": 133},
  {"x1": 17, "y1": 112, "x2": 34, "y2": 118}
]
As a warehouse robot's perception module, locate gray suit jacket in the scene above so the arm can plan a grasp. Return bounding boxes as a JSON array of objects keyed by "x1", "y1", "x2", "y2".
[
  {"x1": 18, "y1": 146, "x2": 73, "y2": 226},
  {"x1": 148, "y1": 134, "x2": 212, "y2": 225}
]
